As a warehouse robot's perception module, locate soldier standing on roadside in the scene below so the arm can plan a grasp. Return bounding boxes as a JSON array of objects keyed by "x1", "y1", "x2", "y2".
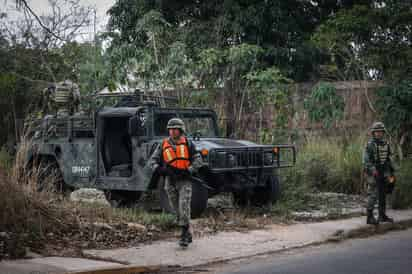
[
  {"x1": 363, "y1": 122, "x2": 396, "y2": 225},
  {"x1": 150, "y1": 118, "x2": 203, "y2": 248}
]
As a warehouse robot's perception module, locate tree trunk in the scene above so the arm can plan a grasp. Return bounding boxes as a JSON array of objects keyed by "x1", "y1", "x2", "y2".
[
  {"x1": 11, "y1": 95, "x2": 19, "y2": 142},
  {"x1": 224, "y1": 80, "x2": 236, "y2": 138},
  {"x1": 258, "y1": 106, "x2": 263, "y2": 143},
  {"x1": 398, "y1": 131, "x2": 408, "y2": 161}
]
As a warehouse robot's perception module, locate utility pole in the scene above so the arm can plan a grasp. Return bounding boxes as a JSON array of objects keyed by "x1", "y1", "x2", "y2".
[{"x1": 93, "y1": 7, "x2": 98, "y2": 93}]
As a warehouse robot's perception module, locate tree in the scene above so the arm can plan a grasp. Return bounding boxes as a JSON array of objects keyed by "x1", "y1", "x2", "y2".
[
  {"x1": 245, "y1": 67, "x2": 291, "y2": 141},
  {"x1": 0, "y1": 0, "x2": 97, "y2": 148},
  {"x1": 304, "y1": 82, "x2": 345, "y2": 129},
  {"x1": 312, "y1": 1, "x2": 412, "y2": 82},
  {"x1": 106, "y1": 0, "x2": 346, "y2": 137},
  {"x1": 376, "y1": 80, "x2": 412, "y2": 159}
]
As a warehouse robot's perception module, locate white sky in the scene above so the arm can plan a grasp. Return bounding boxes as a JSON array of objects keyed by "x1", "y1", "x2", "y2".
[{"x1": 1, "y1": 0, "x2": 117, "y2": 41}]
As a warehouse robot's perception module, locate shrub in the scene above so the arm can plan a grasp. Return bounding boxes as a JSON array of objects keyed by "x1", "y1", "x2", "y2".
[
  {"x1": 391, "y1": 160, "x2": 412, "y2": 209},
  {"x1": 0, "y1": 138, "x2": 78, "y2": 259},
  {"x1": 282, "y1": 135, "x2": 365, "y2": 195}
]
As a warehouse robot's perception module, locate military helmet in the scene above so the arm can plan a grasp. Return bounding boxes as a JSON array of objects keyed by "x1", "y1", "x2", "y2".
[
  {"x1": 370, "y1": 121, "x2": 386, "y2": 133},
  {"x1": 167, "y1": 118, "x2": 185, "y2": 132}
]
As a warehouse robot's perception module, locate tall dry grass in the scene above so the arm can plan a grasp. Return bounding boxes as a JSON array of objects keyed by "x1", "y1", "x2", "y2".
[
  {"x1": 274, "y1": 135, "x2": 367, "y2": 215},
  {"x1": 0, "y1": 138, "x2": 79, "y2": 258}
]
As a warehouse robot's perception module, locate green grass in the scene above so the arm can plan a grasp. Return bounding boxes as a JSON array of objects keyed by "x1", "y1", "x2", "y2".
[
  {"x1": 112, "y1": 207, "x2": 177, "y2": 230},
  {"x1": 289, "y1": 135, "x2": 364, "y2": 194},
  {"x1": 272, "y1": 135, "x2": 366, "y2": 217}
]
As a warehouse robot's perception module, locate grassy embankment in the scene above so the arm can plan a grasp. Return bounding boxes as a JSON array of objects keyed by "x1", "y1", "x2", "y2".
[{"x1": 273, "y1": 135, "x2": 412, "y2": 216}]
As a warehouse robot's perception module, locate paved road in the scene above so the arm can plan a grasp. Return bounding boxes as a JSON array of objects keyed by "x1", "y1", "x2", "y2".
[{"x1": 204, "y1": 228, "x2": 412, "y2": 274}]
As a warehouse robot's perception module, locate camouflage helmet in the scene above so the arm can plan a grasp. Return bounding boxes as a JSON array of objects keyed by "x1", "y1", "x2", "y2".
[
  {"x1": 370, "y1": 121, "x2": 386, "y2": 133},
  {"x1": 167, "y1": 118, "x2": 185, "y2": 132}
]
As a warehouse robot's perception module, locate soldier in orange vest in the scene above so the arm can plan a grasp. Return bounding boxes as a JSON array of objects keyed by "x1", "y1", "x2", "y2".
[{"x1": 150, "y1": 118, "x2": 202, "y2": 248}]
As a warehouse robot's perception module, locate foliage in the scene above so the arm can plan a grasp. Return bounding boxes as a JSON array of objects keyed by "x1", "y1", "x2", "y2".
[
  {"x1": 304, "y1": 82, "x2": 345, "y2": 128},
  {"x1": 246, "y1": 67, "x2": 291, "y2": 128},
  {"x1": 106, "y1": 0, "x2": 334, "y2": 82},
  {"x1": 392, "y1": 159, "x2": 412, "y2": 209},
  {"x1": 105, "y1": 0, "x2": 351, "y2": 136},
  {"x1": 283, "y1": 135, "x2": 365, "y2": 195},
  {"x1": 376, "y1": 80, "x2": 412, "y2": 157},
  {"x1": 0, "y1": 0, "x2": 107, "y2": 148},
  {"x1": 312, "y1": 2, "x2": 412, "y2": 81}
]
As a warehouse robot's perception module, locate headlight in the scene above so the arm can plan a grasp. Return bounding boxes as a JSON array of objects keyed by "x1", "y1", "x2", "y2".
[{"x1": 201, "y1": 149, "x2": 209, "y2": 156}]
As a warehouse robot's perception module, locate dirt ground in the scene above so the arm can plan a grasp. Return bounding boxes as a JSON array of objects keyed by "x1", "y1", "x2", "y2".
[{"x1": 0, "y1": 178, "x2": 366, "y2": 260}]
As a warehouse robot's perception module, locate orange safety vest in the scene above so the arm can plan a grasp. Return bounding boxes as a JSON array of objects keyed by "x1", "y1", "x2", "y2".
[{"x1": 162, "y1": 137, "x2": 190, "y2": 170}]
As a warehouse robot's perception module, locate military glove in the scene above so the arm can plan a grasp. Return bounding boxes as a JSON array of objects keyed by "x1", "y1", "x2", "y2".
[{"x1": 157, "y1": 166, "x2": 172, "y2": 176}]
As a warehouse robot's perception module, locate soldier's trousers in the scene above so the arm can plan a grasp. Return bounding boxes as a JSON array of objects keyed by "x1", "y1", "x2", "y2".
[
  {"x1": 164, "y1": 176, "x2": 192, "y2": 226},
  {"x1": 366, "y1": 175, "x2": 387, "y2": 215}
]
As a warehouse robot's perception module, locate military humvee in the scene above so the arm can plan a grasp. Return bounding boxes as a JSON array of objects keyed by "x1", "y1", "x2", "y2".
[{"x1": 25, "y1": 91, "x2": 295, "y2": 217}]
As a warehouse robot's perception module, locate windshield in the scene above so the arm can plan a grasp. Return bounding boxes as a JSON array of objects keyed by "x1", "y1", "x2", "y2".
[{"x1": 154, "y1": 112, "x2": 218, "y2": 137}]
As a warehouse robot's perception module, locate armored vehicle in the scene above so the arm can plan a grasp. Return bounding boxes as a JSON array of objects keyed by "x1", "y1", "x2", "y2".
[{"x1": 25, "y1": 91, "x2": 295, "y2": 216}]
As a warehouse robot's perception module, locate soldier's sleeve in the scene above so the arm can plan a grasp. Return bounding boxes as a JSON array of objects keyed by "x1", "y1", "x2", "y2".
[
  {"x1": 188, "y1": 141, "x2": 203, "y2": 172},
  {"x1": 363, "y1": 141, "x2": 376, "y2": 175},
  {"x1": 149, "y1": 144, "x2": 162, "y2": 171}
]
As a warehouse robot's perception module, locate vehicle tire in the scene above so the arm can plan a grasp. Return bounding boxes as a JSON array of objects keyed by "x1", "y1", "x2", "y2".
[
  {"x1": 250, "y1": 176, "x2": 280, "y2": 206},
  {"x1": 232, "y1": 190, "x2": 249, "y2": 207},
  {"x1": 158, "y1": 177, "x2": 208, "y2": 218},
  {"x1": 191, "y1": 181, "x2": 208, "y2": 218},
  {"x1": 105, "y1": 190, "x2": 142, "y2": 207}
]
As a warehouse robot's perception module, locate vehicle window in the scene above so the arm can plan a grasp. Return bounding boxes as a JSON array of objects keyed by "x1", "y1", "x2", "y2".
[
  {"x1": 154, "y1": 113, "x2": 177, "y2": 136},
  {"x1": 181, "y1": 116, "x2": 217, "y2": 138},
  {"x1": 153, "y1": 112, "x2": 218, "y2": 137}
]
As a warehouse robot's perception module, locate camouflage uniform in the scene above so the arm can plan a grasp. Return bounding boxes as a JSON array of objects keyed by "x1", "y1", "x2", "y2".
[
  {"x1": 363, "y1": 122, "x2": 395, "y2": 224},
  {"x1": 43, "y1": 80, "x2": 80, "y2": 116},
  {"x1": 150, "y1": 118, "x2": 202, "y2": 247}
]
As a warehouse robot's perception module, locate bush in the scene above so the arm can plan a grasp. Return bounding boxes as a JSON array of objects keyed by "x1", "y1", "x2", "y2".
[
  {"x1": 282, "y1": 135, "x2": 365, "y2": 195},
  {"x1": 392, "y1": 160, "x2": 412, "y2": 209},
  {"x1": 272, "y1": 135, "x2": 366, "y2": 217},
  {"x1": 0, "y1": 139, "x2": 78, "y2": 259}
]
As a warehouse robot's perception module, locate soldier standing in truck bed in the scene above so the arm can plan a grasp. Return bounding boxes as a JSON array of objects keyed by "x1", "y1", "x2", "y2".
[
  {"x1": 43, "y1": 80, "x2": 80, "y2": 116},
  {"x1": 363, "y1": 122, "x2": 396, "y2": 225},
  {"x1": 150, "y1": 118, "x2": 203, "y2": 248}
]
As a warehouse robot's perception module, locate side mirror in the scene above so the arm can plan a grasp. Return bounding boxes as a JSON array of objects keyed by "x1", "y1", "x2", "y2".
[{"x1": 128, "y1": 116, "x2": 145, "y2": 136}]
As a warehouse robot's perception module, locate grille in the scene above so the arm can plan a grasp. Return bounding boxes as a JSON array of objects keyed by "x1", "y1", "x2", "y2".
[
  {"x1": 207, "y1": 145, "x2": 296, "y2": 172},
  {"x1": 208, "y1": 147, "x2": 275, "y2": 171}
]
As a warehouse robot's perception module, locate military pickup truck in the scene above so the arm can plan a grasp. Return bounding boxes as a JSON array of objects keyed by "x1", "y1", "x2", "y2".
[{"x1": 25, "y1": 91, "x2": 295, "y2": 217}]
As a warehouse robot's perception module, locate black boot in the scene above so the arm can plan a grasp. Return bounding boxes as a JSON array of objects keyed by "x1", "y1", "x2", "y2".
[
  {"x1": 179, "y1": 225, "x2": 192, "y2": 248},
  {"x1": 379, "y1": 214, "x2": 394, "y2": 223},
  {"x1": 378, "y1": 196, "x2": 393, "y2": 223},
  {"x1": 367, "y1": 210, "x2": 378, "y2": 225}
]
